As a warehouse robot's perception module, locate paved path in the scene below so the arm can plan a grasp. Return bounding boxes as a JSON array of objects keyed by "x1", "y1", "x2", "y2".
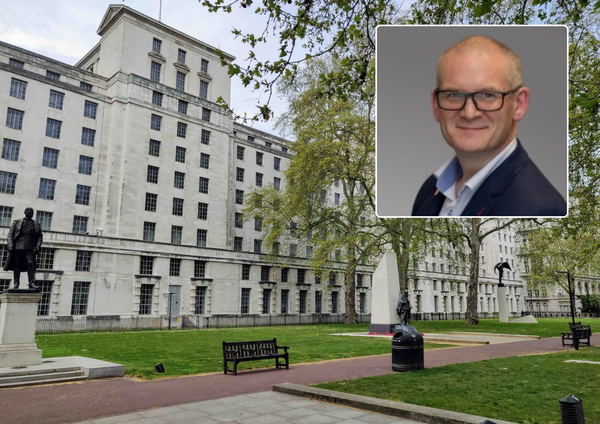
[{"x1": 0, "y1": 335, "x2": 597, "y2": 424}]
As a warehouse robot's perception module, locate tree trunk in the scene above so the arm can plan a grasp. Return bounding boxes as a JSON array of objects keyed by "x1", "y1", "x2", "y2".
[
  {"x1": 344, "y1": 241, "x2": 358, "y2": 325},
  {"x1": 465, "y1": 218, "x2": 481, "y2": 325}
]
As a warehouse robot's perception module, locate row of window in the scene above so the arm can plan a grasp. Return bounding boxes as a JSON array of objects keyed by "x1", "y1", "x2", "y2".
[
  {"x1": 6, "y1": 110, "x2": 97, "y2": 141},
  {"x1": 150, "y1": 111, "x2": 211, "y2": 133},
  {"x1": 8, "y1": 59, "x2": 93, "y2": 91},
  {"x1": 0, "y1": 172, "x2": 93, "y2": 206},
  {"x1": 235, "y1": 132, "x2": 288, "y2": 154},
  {"x1": 142, "y1": 223, "x2": 208, "y2": 246},
  {"x1": 250, "y1": 288, "x2": 359, "y2": 314},
  {"x1": 2, "y1": 141, "x2": 94, "y2": 175},
  {"x1": 146, "y1": 165, "x2": 210, "y2": 187},
  {"x1": 236, "y1": 146, "x2": 281, "y2": 170},
  {"x1": 235, "y1": 169, "x2": 280, "y2": 189}
]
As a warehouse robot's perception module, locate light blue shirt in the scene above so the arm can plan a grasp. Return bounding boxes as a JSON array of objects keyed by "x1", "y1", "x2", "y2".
[{"x1": 435, "y1": 138, "x2": 518, "y2": 216}]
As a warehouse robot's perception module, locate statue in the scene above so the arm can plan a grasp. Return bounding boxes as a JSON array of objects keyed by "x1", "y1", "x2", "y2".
[
  {"x1": 396, "y1": 289, "x2": 411, "y2": 325},
  {"x1": 3, "y1": 207, "x2": 42, "y2": 290},
  {"x1": 494, "y1": 262, "x2": 512, "y2": 287}
]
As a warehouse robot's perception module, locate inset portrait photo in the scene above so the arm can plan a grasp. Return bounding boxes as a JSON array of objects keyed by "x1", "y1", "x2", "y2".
[{"x1": 376, "y1": 26, "x2": 568, "y2": 218}]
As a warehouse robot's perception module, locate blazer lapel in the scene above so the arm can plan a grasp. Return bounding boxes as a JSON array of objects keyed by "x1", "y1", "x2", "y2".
[{"x1": 415, "y1": 189, "x2": 446, "y2": 216}]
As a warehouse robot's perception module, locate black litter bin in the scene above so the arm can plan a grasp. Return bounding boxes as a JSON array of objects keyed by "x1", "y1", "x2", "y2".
[{"x1": 392, "y1": 328, "x2": 424, "y2": 372}]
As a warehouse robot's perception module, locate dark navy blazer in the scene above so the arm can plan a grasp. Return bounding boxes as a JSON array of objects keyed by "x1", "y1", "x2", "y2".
[{"x1": 411, "y1": 141, "x2": 567, "y2": 216}]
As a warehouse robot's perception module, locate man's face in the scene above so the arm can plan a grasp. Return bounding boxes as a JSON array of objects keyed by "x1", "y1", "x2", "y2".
[
  {"x1": 24, "y1": 208, "x2": 33, "y2": 219},
  {"x1": 432, "y1": 49, "x2": 529, "y2": 160}
]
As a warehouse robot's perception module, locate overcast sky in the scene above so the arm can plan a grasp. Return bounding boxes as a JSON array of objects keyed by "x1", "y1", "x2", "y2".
[{"x1": 0, "y1": 0, "x2": 291, "y2": 135}]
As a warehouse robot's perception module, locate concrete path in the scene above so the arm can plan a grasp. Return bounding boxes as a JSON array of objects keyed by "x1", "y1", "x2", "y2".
[
  {"x1": 0, "y1": 334, "x2": 597, "y2": 424},
  {"x1": 333, "y1": 332, "x2": 541, "y2": 345}
]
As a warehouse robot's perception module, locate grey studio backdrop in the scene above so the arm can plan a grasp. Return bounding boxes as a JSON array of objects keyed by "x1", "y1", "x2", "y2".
[{"x1": 375, "y1": 25, "x2": 568, "y2": 217}]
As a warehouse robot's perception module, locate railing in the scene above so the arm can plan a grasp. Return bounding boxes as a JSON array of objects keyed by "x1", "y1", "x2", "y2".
[
  {"x1": 522, "y1": 311, "x2": 599, "y2": 318},
  {"x1": 411, "y1": 312, "x2": 521, "y2": 321},
  {"x1": 182, "y1": 313, "x2": 371, "y2": 329}
]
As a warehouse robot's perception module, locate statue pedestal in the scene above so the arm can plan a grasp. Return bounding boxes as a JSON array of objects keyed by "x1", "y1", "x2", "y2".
[
  {"x1": 369, "y1": 252, "x2": 402, "y2": 334},
  {"x1": 498, "y1": 286, "x2": 509, "y2": 323},
  {"x1": 0, "y1": 291, "x2": 43, "y2": 367}
]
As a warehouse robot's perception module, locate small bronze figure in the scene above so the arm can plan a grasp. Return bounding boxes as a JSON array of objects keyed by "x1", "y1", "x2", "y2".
[
  {"x1": 396, "y1": 289, "x2": 411, "y2": 325},
  {"x1": 3, "y1": 207, "x2": 43, "y2": 290},
  {"x1": 494, "y1": 261, "x2": 512, "y2": 287}
]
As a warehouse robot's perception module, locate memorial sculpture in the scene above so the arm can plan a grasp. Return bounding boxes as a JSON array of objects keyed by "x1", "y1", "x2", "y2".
[
  {"x1": 396, "y1": 289, "x2": 411, "y2": 325},
  {"x1": 3, "y1": 207, "x2": 42, "y2": 290},
  {"x1": 494, "y1": 261, "x2": 512, "y2": 287}
]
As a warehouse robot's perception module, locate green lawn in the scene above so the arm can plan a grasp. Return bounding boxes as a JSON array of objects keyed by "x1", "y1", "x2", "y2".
[{"x1": 315, "y1": 346, "x2": 600, "y2": 424}]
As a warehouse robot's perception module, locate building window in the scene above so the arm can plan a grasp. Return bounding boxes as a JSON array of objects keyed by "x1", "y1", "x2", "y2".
[
  {"x1": 38, "y1": 178, "x2": 56, "y2": 200},
  {"x1": 45, "y1": 70, "x2": 60, "y2": 80},
  {"x1": 315, "y1": 291, "x2": 322, "y2": 313},
  {"x1": 143, "y1": 222, "x2": 156, "y2": 241},
  {"x1": 152, "y1": 91, "x2": 163, "y2": 106},
  {"x1": 265, "y1": 142, "x2": 272, "y2": 149},
  {"x1": 329, "y1": 271, "x2": 336, "y2": 285},
  {"x1": 151, "y1": 114, "x2": 162, "y2": 131},
  {"x1": 149, "y1": 139, "x2": 161, "y2": 157},
  {"x1": 176, "y1": 71, "x2": 186, "y2": 91},
  {"x1": 200, "y1": 153, "x2": 210, "y2": 169},
  {"x1": 80, "y1": 82, "x2": 93, "y2": 91},
  {"x1": 237, "y1": 146, "x2": 244, "y2": 160},
  {"x1": 248, "y1": 136, "x2": 255, "y2": 143},
  {"x1": 171, "y1": 225, "x2": 183, "y2": 244},
  {"x1": 2, "y1": 139, "x2": 21, "y2": 161},
  {"x1": 177, "y1": 122, "x2": 187, "y2": 138},
  {"x1": 256, "y1": 152, "x2": 263, "y2": 166},
  {"x1": 84, "y1": 101, "x2": 98, "y2": 119},
  {"x1": 199, "y1": 177, "x2": 209, "y2": 194},
  {"x1": 357, "y1": 274, "x2": 363, "y2": 286},
  {"x1": 306, "y1": 246, "x2": 312, "y2": 258},
  {"x1": 147, "y1": 165, "x2": 159, "y2": 183},
  {"x1": 36, "y1": 211, "x2": 52, "y2": 230},
  {"x1": 290, "y1": 244, "x2": 297, "y2": 257},
  {"x1": 202, "y1": 108, "x2": 211, "y2": 122},
  {"x1": 48, "y1": 90, "x2": 64, "y2": 110},
  {"x1": 150, "y1": 61, "x2": 161, "y2": 82},
  {"x1": 195, "y1": 286, "x2": 206, "y2": 314},
  {"x1": 235, "y1": 189, "x2": 244, "y2": 205},
  {"x1": 262, "y1": 289, "x2": 271, "y2": 314},
  {"x1": 75, "y1": 251, "x2": 92, "y2": 271},
  {"x1": 139, "y1": 256, "x2": 154, "y2": 275},
  {"x1": 334, "y1": 193, "x2": 340, "y2": 205},
  {"x1": 152, "y1": 37, "x2": 162, "y2": 52},
  {"x1": 254, "y1": 239, "x2": 262, "y2": 253},
  {"x1": 274, "y1": 177, "x2": 281, "y2": 191},
  {"x1": 282, "y1": 146, "x2": 288, "y2": 153},
  {"x1": 198, "y1": 202, "x2": 208, "y2": 220},
  {"x1": 178, "y1": 100, "x2": 188, "y2": 114},
  {"x1": 6, "y1": 108, "x2": 24, "y2": 130},
  {"x1": 199, "y1": 80, "x2": 209, "y2": 100},
  {"x1": 234, "y1": 237, "x2": 243, "y2": 252},
  {"x1": 0, "y1": 206, "x2": 12, "y2": 226},
  {"x1": 45, "y1": 118, "x2": 62, "y2": 138},
  {"x1": 177, "y1": 48, "x2": 186, "y2": 63},
  {"x1": 281, "y1": 267, "x2": 289, "y2": 282},
  {"x1": 37, "y1": 281, "x2": 53, "y2": 316},
  {"x1": 274, "y1": 157, "x2": 281, "y2": 170},
  {"x1": 139, "y1": 284, "x2": 153, "y2": 315},
  {"x1": 9, "y1": 58, "x2": 24, "y2": 69},
  {"x1": 36, "y1": 248, "x2": 55, "y2": 270},
  {"x1": 331, "y1": 291, "x2": 338, "y2": 313},
  {"x1": 315, "y1": 273, "x2": 321, "y2": 285},
  {"x1": 0, "y1": 247, "x2": 8, "y2": 268},
  {"x1": 201, "y1": 129, "x2": 210, "y2": 145},
  {"x1": 241, "y1": 288, "x2": 251, "y2": 314},
  {"x1": 234, "y1": 212, "x2": 243, "y2": 229},
  {"x1": 201, "y1": 59, "x2": 209, "y2": 73},
  {"x1": 174, "y1": 171, "x2": 185, "y2": 189},
  {"x1": 242, "y1": 264, "x2": 251, "y2": 280},
  {"x1": 194, "y1": 261, "x2": 206, "y2": 278},
  {"x1": 144, "y1": 193, "x2": 157, "y2": 212},
  {"x1": 42, "y1": 147, "x2": 59, "y2": 169},
  {"x1": 236, "y1": 167, "x2": 244, "y2": 182},
  {"x1": 299, "y1": 290, "x2": 307, "y2": 314},
  {"x1": 169, "y1": 258, "x2": 181, "y2": 276},
  {"x1": 197, "y1": 229, "x2": 207, "y2": 247},
  {"x1": 359, "y1": 292, "x2": 366, "y2": 313},
  {"x1": 72, "y1": 216, "x2": 88, "y2": 234},
  {"x1": 297, "y1": 269, "x2": 306, "y2": 284},
  {"x1": 81, "y1": 128, "x2": 96, "y2": 146},
  {"x1": 172, "y1": 198, "x2": 184, "y2": 216},
  {"x1": 71, "y1": 282, "x2": 90, "y2": 315},
  {"x1": 281, "y1": 290, "x2": 289, "y2": 313},
  {"x1": 78, "y1": 155, "x2": 94, "y2": 175},
  {"x1": 75, "y1": 184, "x2": 91, "y2": 205},
  {"x1": 10, "y1": 78, "x2": 27, "y2": 99},
  {"x1": 254, "y1": 217, "x2": 262, "y2": 231}
]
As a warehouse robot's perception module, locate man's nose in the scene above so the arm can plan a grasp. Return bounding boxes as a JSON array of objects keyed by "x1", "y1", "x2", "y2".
[{"x1": 460, "y1": 95, "x2": 481, "y2": 119}]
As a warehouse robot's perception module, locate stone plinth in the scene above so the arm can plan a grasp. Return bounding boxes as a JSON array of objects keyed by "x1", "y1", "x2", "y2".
[
  {"x1": 0, "y1": 291, "x2": 43, "y2": 367},
  {"x1": 369, "y1": 252, "x2": 401, "y2": 334},
  {"x1": 498, "y1": 286, "x2": 509, "y2": 323}
]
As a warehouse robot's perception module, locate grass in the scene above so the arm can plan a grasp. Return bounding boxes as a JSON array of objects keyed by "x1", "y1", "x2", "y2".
[
  {"x1": 35, "y1": 323, "x2": 455, "y2": 379},
  {"x1": 315, "y1": 346, "x2": 600, "y2": 424}
]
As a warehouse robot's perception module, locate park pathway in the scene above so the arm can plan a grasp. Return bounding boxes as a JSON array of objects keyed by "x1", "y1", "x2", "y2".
[{"x1": 0, "y1": 335, "x2": 597, "y2": 424}]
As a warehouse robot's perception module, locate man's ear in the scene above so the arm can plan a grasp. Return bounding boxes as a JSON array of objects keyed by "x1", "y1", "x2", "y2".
[
  {"x1": 513, "y1": 87, "x2": 530, "y2": 122},
  {"x1": 432, "y1": 90, "x2": 441, "y2": 122}
]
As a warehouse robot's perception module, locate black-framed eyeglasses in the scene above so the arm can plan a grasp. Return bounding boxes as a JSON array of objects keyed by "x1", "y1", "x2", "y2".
[{"x1": 434, "y1": 87, "x2": 521, "y2": 111}]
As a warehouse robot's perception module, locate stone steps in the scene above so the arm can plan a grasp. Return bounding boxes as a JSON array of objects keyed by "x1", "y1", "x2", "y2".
[{"x1": 0, "y1": 367, "x2": 87, "y2": 388}]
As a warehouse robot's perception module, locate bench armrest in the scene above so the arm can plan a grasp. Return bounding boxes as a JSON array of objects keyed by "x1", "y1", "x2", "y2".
[{"x1": 276, "y1": 345, "x2": 289, "y2": 352}]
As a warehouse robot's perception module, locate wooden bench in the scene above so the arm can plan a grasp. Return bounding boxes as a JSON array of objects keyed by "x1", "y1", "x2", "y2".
[
  {"x1": 562, "y1": 322, "x2": 592, "y2": 347},
  {"x1": 222, "y1": 338, "x2": 289, "y2": 375}
]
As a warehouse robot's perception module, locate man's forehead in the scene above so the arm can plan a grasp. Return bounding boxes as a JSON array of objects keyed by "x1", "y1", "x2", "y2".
[{"x1": 438, "y1": 50, "x2": 509, "y2": 89}]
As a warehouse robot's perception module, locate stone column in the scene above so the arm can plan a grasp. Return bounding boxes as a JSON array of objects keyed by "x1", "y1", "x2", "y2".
[
  {"x1": 498, "y1": 286, "x2": 509, "y2": 323},
  {"x1": 0, "y1": 291, "x2": 43, "y2": 368},
  {"x1": 369, "y1": 251, "x2": 400, "y2": 334}
]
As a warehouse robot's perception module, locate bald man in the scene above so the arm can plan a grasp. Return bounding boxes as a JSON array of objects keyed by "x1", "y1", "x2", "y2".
[{"x1": 412, "y1": 35, "x2": 566, "y2": 217}]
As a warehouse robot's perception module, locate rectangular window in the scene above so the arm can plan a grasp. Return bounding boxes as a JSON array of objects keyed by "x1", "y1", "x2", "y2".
[
  {"x1": 201, "y1": 129, "x2": 210, "y2": 145},
  {"x1": 299, "y1": 290, "x2": 307, "y2": 314},
  {"x1": 72, "y1": 216, "x2": 88, "y2": 234},
  {"x1": 198, "y1": 202, "x2": 208, "y2": 220},
  {"x1": 6, "y1": 108, "x2": 24, "y2": 130},
  {"x1": 242, "y1": 264, "x2": 251, "y2": 280},
  {"x1": 357, "y1": 274, "x2": 363, "y2": 286},
  {"x1": 281, "y1": 290, "x2": 289, "y2": 313},
  {"x1": 236, "y1": 167, "x2": 244, "y2": 182},
  {"x1": 46, "y1": 70, "x2": 60, "y2": 80},
  {"x1": 152, "y1": 38, "x2": 162, "y2": 53},
  {"x1": 147, "y1": 165, "x2": 159, "y2": 183},
  {"x1": 37, "y1": 281, "x2": 53, "y2": 316},
  {"x1": 235, "y1": 212, "x2": 243, "y2": 229},
  {"x1": 84, "y1": 101, "x2": 98, "y2": 119},
  {"x1": 201, "y1": 59, "x2": 209, "y2": 72},
  {"x1": 262, "y1": 289, "x2": 271, "y2": 314},
  {"x1": 0, "y1": 206, "x2": 13, "y2": 226},
  {"x1": 152, "y1": 91, "x2": 163, "y2": 106},
  {"x1": 359, "y1": 292, "x2": 366, "y2": 313},
  {"x1": 0, "y1": 247, "x2": 8, "y2": 269},
  {"x1": 174, "y1": 171, "x2": 185, "y2": 189},
  {"x1": 177, "y1": 122, "x2": 187, "y2": 138},
  {"x1": 235, "y1": 189, "x2": 244, "y2": 205},
  {"x1": 140, "y1": 256, "x2": 154, "y2": 275},
  {"x1": 143, "y1": 222, "x2": 156, "y2": 241},
  {"x1": 248, "y1": 136, "x2": 255, "y2": 143},
  {"x1": 178, "y1": 100, "x2": 188, "y2": 115},
  {"x1": 172, "y1": 198, "x2": 184, "y2": 216},
  {"x1": 75, "y1": 251, "x2": 92, "y2": 271},
  {"x1": 81, "y1": 128, "x2": 96, "y2": 146},
  {"x1": 273, "y1": 242, "x2": 280, "y2": 255},
  {"x1": 199, "y1": 177, "x2": 209, "y2": 194},
  {"x1": 151, "y1": 114, "x2": 162, "y2": 131},
  {"x1": 265, "y1": 142, "x2": 272, "y2": 149},
  {"x1": 195, "y1": 286, "x2": 206, "y2": 314},
  {"x1": 200, "y1": 153, "x2": 210, "y2": 169},
  {"x1": 274, "y1": 157, "x2": 281, "y2": 170},
  {"x1": 194, "y1": 260, "x2": 206, "y2": 278},
  {"x1": 139, "y1": 284, "x2": 153, "y2": 315},
  {"x1": 256, "y1": 152, "x2": 263, "y2": 166},
  {"x1": 176, "y1": 71, "x2": 186, "y2": 91},
  {"x1": 240, "y1": 287, "x2": 252, "y2": 314},
  {"x1": 199, "y1": 81, "x2": 209, "y2": 100},
  {"x1": 254, "y1": 217, "x2": 262, "y2": 231},
  {"x1": 255, "y1": 173, "x2": 263, "y2": 187},
  {"x1": 202, "y1": 108, "x2": 211, "y2": 122},
  {"x1": 237, "y1": 146, "x2": 244, "y2": 160},
  {"x1": 10, "y1": 78, "x2": 27, "y2": 99},
  {"x1": 2, "y1": 139, "x2": 21, "y2": 161},
  {"x1": 9, "y1": 58, "x2": 24, "y2": 69},
  {"x1": 36, "y1": 248, "x2": 55, "y2": 270},
  {"x1": 281, "y1": 268, "x2": 289, "y2": 282},
  {"x1": 71, "y1": 282, "x2": 90, "y2": 315},
  {"x1": 46, "y1": 118, "x2": 62, "y2": 138},
  {"x1": 197, "y1": 229, "x2": 207, "y2": 247},
  {"x1": 306, "y1": 246, "x2": 312, "y2": 258},
  {"x1": 75, "y1": 185, "x2": 91, "y2": 205},
  {"x1": 297, "y1": 269, "x2": 306, "y2": 284},
  {"x1": 169, "y1": 258, "x2": 181, "y2": 276},
  {"x1": 290, "y1": 244, "x2": 297, "y2": 257},
  {"x1": 329, "y1": 271, "x2": 336, "y2": 285},
  {"x1": 282, "y1": 146, "x2": 288, "y2": 153},
  {"x1": 36, "y1": 211, "x2": 52, "y2": 230},
  {"x1": 38, "y1": 178, "x2": 56, "y2": 200},
  {"x1": 171, "y1": 225, "x2": 183, "y2": 244},
  {"x1": 175, "y1": 146, "x2": 186, "y2": 163},
  {"x1": 78, "y1": 155, "x2": 93, "y2": 175},
  {"x1": 331, "y1": 291, "x2": 338, "y2": 313},
  {"x1": 49, "y1": 90, "x2": 64, "y2": 109},
  {"x1": 42, "y1": 147, "x2": 59, "y2": 168},
  {"x1": 80, "y1": 82, "x2": 93, "y2": 92},
  {"x1": 274, "y1": 177, "x2": 281, "y2": 191},
  {"x1": 234, "y1": 236, "x2": 243, "y2": 252},
  {"x1": 177, "y1": 48, "x2": 186, "y2": 63},
  {"x1": 150, "y1": 61, "x2": 161, "y2": 82},
  {"x1": 315, "y1": 291, "x2": 322, "y2": 313},
  {"x1": 149, "y1": 139, "x2": 161, "y2": 157}
]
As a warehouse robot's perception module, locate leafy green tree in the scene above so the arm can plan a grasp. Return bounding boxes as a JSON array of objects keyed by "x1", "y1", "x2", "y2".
[{"x1": 581, "y1": 294, "x2": 600, "y2": 313}]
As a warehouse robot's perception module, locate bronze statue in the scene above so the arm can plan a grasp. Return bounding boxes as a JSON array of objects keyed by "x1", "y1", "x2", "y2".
[
  {"x1": 3, "y1": 207, "x2": 42, "y2": 290},
  {"x1": 494, "y1": 262, "x2": 511, "y2": 287},
  {"x1": 396, "y1": 289, "x2": 411, "y2": 325}
]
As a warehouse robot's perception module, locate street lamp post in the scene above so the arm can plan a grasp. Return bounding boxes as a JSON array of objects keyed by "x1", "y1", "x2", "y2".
[
  {"x1": 558, "y1": 270, "x2": 578, "y2": 350},
  {"x1": 167, "y1": 292, "x2": 174, "y2": 331}
]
